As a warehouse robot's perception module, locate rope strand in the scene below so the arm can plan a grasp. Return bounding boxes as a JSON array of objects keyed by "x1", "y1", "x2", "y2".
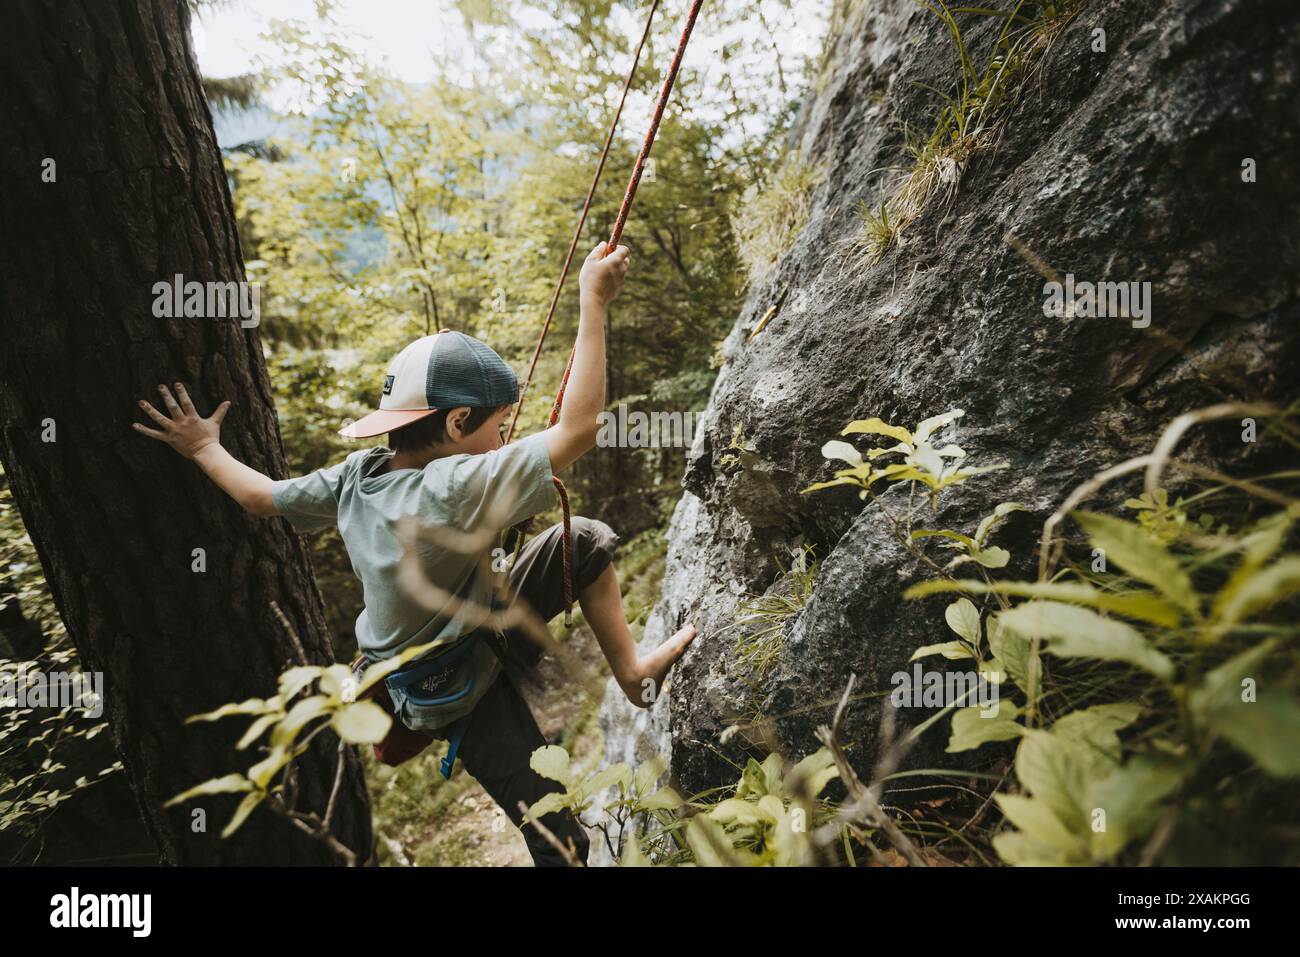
[
  {"x1": 513, "y1": 0, "x2": 706, "y2": 627},
  {"x1": 504, "y1": 0, "x2": 662, "y2": 447}
]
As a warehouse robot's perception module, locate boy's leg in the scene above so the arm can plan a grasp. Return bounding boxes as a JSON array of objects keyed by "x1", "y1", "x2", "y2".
[
  {"x1": 451, "y1": 672, "x2": 591, "y2": 866},
  {"x1": 508, "y1": 516, "x2": 619, "y2": 621},
  {"x1": 505, "y1": 516, "x2": 695, "y2": 705},
  {"x1": 495, "y1": 516, "x2": 620, "y2": 681}
]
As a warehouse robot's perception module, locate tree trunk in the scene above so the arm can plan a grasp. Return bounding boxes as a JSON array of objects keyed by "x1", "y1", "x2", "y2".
[{"x1": 0, "y1": 0, "x2": 373, "y2": 864}]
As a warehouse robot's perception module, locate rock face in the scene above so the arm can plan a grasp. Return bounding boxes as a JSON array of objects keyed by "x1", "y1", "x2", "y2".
[{"x1": 597, "y1": 0, "x2": 1300, "y2": 826}]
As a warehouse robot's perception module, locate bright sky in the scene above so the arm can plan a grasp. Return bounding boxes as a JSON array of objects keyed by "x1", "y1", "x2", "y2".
[{"x1": 193, "y1": 0, "x2": 830, "y2": 126}]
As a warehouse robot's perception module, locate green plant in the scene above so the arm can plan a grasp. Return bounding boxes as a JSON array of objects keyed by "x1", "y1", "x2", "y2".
[
  {"x1": 527, "y1": 744, "x2": 844, "y2": 866},
  {"x1": 897, "y1": 409, "x2": 1300, "y2": 865},
  {"x1": 856, "y1": 1, "x2": 1089, "y2": 263},
  {"x1": 854, "y1": 197, "x2": 898, "y2": 261},
  {"x1": 732, "y1": 545, "x2": 819, "y2": 688},
  {"x1": 732, "y1": 152, "x2": 825, "y2": 283},
  {"x1": 163, "y1": 627, "x2": 455, "y2": 863},
  {"x1": 717, "y1": 421, "x2": 757, "y2": 469},
  {"x1": 799, "y1": 402, "x2": 1300, "y2": 865},
  {"x1": 805, "y1": 408, "x2": 1007, "y2": 502}
]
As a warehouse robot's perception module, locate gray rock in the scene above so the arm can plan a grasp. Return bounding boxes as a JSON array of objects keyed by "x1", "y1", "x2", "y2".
[{"x1": 597, "y1": 0, "x2": 1300, "y2": 814}]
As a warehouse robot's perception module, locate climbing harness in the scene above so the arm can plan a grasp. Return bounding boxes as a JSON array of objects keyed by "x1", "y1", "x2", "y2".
[
  {"x1": 355, "y1": 594, "x2": 508, "y2": 777},
  {"x1": 505, "y1": 0, "x2": 707, "y2": 627}
]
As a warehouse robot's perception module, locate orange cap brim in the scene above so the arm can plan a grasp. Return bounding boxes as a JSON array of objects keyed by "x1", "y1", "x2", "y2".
[{"x1": 339, "y1": 408, "x2": 438, "y2": 439}]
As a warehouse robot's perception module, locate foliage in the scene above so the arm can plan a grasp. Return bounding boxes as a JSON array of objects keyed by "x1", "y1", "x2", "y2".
[
  {"x1": 855, "y1": 0, "x2": 1088, "y2": 263},
  {"x1": 163, "y1": 631, "x2": 458, "y2": 857},
  {"x1": 0, "y1": 469, "x2": 122, "y2": 857},
  {"x1": 796, "y1": 404, "x2": 1300, "y2": 865},
  {"x1": 526, "y1": 744, "x2": 843, "y2": 866},
  {"x1": 731, "y1": 545, "x2": 819, "y2": 690},
  {"x1": 804, "y1": 408, "x2": 1007, "y2": 502},
  {"x1": 732, "y1": 153, "x2": 825, "y2": 283}
]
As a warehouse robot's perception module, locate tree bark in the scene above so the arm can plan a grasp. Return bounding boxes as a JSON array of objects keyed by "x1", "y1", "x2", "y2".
[{"x1": 0, "y1": 0, "x2": 373, "y2": 864}]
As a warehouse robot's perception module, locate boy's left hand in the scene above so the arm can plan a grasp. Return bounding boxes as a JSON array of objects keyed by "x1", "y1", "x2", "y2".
[{"x1": 134, "y1": 383, "x2": 231, "y2": 460}]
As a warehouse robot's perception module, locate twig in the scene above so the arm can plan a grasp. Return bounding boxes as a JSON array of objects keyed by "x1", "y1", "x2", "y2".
[
  {"x1": 517, "y1": 800, "x2": 583, "y2": 867},
  {"x1": 814, "y1": 675, "x2": 928, "y2": 867}
]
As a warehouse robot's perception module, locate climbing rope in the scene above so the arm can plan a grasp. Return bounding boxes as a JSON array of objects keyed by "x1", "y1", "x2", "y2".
[{"x1": 507, "y1": 0, "x2": 706, "y2": 627}]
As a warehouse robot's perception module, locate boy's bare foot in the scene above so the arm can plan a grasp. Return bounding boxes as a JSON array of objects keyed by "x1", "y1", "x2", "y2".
[{"x1": 622, "y1": 624, "x2": 696, "y2": 708}]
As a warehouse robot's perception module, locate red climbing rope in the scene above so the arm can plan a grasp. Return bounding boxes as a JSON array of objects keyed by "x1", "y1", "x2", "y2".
[
  {"x1": 511, "y1": 0, "x2": 706, "y2": 627},
  {"x1": 503, "y1": 0, "x2": 663, "y2": 448},
  {"x1": 547, "y1": 0, "x2": 707, "y2": 430}
]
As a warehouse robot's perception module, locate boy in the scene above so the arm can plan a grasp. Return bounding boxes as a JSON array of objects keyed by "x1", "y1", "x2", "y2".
[{"x1": 134, "y1": 243, "x2": 696, "y2": 866}]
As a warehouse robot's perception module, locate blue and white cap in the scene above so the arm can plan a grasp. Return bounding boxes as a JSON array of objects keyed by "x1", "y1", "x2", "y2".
[{"x1": 340, "y1": 330, "x2": 519, "y2": 439}]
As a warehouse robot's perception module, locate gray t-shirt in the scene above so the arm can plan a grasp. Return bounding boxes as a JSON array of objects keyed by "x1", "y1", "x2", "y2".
[{"x1": 270, "y1": 432, "x2": 555, "y2": 727}]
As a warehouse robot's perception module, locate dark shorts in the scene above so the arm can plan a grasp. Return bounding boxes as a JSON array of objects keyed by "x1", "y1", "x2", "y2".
[{"x1": 426, "y1": 516, "x2": 618, "y2": 867}]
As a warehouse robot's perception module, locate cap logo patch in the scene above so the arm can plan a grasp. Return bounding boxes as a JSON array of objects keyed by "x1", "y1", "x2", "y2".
[{"x1": 383, "y1": 374, "x2": 395, "y2": 396}]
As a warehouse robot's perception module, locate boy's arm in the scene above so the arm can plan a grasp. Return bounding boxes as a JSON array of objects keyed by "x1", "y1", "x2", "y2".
[
  {"x1": 134, "y1": 383, "x2": 278, "y2": 517},
  {"x1": 545, "y1": 242, "x2": 630, "y2": 473}
]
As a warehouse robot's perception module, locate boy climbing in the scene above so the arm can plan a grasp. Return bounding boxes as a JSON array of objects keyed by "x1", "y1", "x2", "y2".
[{"x1": 134, "y1": 242, "x2": 696, "y2": 866}]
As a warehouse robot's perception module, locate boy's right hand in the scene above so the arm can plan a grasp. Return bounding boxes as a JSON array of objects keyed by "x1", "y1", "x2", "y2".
[
  {"x1": 134, "y1": 383, "x2": 231, "y2": 460},
  {"x1": 578, "y1": 242, "x2": 630, "y2": 307}
]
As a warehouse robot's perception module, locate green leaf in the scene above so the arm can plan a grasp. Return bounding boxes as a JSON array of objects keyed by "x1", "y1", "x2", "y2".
[
  {"x1": 904, "y1": 579, "x2": 1183, "y2": 628},
  {"x1": 821, "y1": 440, "x2": 863, "y2": 467},
  {"x1": 248, "y1": 747, "x2": 293, "y2": 789},
  {"x1": 685, "y1": 815, "x2": 758, "y2": 866},
  {"x1": 911, "y1": 528, "x2": 976, "y2": 548},
  {"x1": 841, "y1": 417, "x2": 911, "y2": 445},
  {"x1": 1190, "y1": 642, "x2": 1300, "y2": 776},
  {"x1": 992, "y1": 828, "x2": 1079, "y2": 866},
  {"x1": 912, "y1": 409, "x2": 964, "y2": 445},
  {"x1": 801, "y1": 476, "x2": 858, "y2": 494},
  {"x1": 633, "y1": 755, "x2": 669, "y2": 796},
  {"x1": 911, "y1": 640, "x2": 974, "y2": 661},
  {"x1": 278, "y1": 665, "x2": 325, "y2": 700},
  {"x1": 997, "y1": 601, "x2": 1174, "y2": 680},
  {"x1": 221, "y1": 791, "x2": 266, "y2": 839},
  {"x1": 786, "y1": 747, "x2": 839, "y2": 798},
  {"x1": 1190, "y1": 639, "x2": 1276, "y2": 711},
  {"x1": 530, "y1": 744, "x2": 573, "y2": 786},
  {"x1": 639, "y1": 788, "x2": 684, "y2": 812},
  {"x1": 947, "y1": 704, "x2": 1023, "y2": 752},
  {"x1": 944, "y1": 598, "x2": 982, "y2": 644},
  {"x1": 970, "y1": 545, "x2": 1011, "y2": 569},
  {"x1": 185, "y1": 697, "x2": 281, "y2": 724},
  {"x1": 1198, "y1": 691, "x2": 1300, "y2": 777},
  {"x1": 620, "y1": 836, "x2": 650, "y2": 867},
  {"x1": 1050, "y1": 703, "x2": 1142, "y2": 765},
  {"x1": 975, "y1": 502, "x2": 1026, "y2": 546},
  {"x1": 1015, "y1": 729, "x2": 1093, "y2": 832},
  {"x1": 574, "y1": 763, "x2": 632, "y2": 804},
  {"x1": 331, "y1": 700, "x2": 391, "y2": 744},
  {"x1": 709, "y1": 797, "x2": 774, "y2": 827},
  {"x1": 987, "y1": 617, "x2": 1035, "y2": 691},
  {"x1": 1074, "y1": 511, "x2": 1198, "y2": 615},
  {"x1": 164, "y1": 773, "x2": 253, "y2": 808},
  {"x1": 526, "y1": 791, "x2": 570, "y2": 820},
  {"x1": 1086, "y1": 756, "x2": 1188, "y2": 860},
  {"x1": 236, "y1": 713, "x2": 281, "y2": 751},
  {"x1": 736, "y1": 758, "x2": 768, "y2": 799},
  {"x1": 1212, "y1": 556, "x2": 1300, "y2": 629},
  {"x1": 270, "y1": 695, "x2": 333, "y2": 748},
  {"x1": 318, "y1": 664, "x2": 356, "y2": 698},
  {"x1": 994, "y1": 793, "x2": 1083, "y2": 857}
]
